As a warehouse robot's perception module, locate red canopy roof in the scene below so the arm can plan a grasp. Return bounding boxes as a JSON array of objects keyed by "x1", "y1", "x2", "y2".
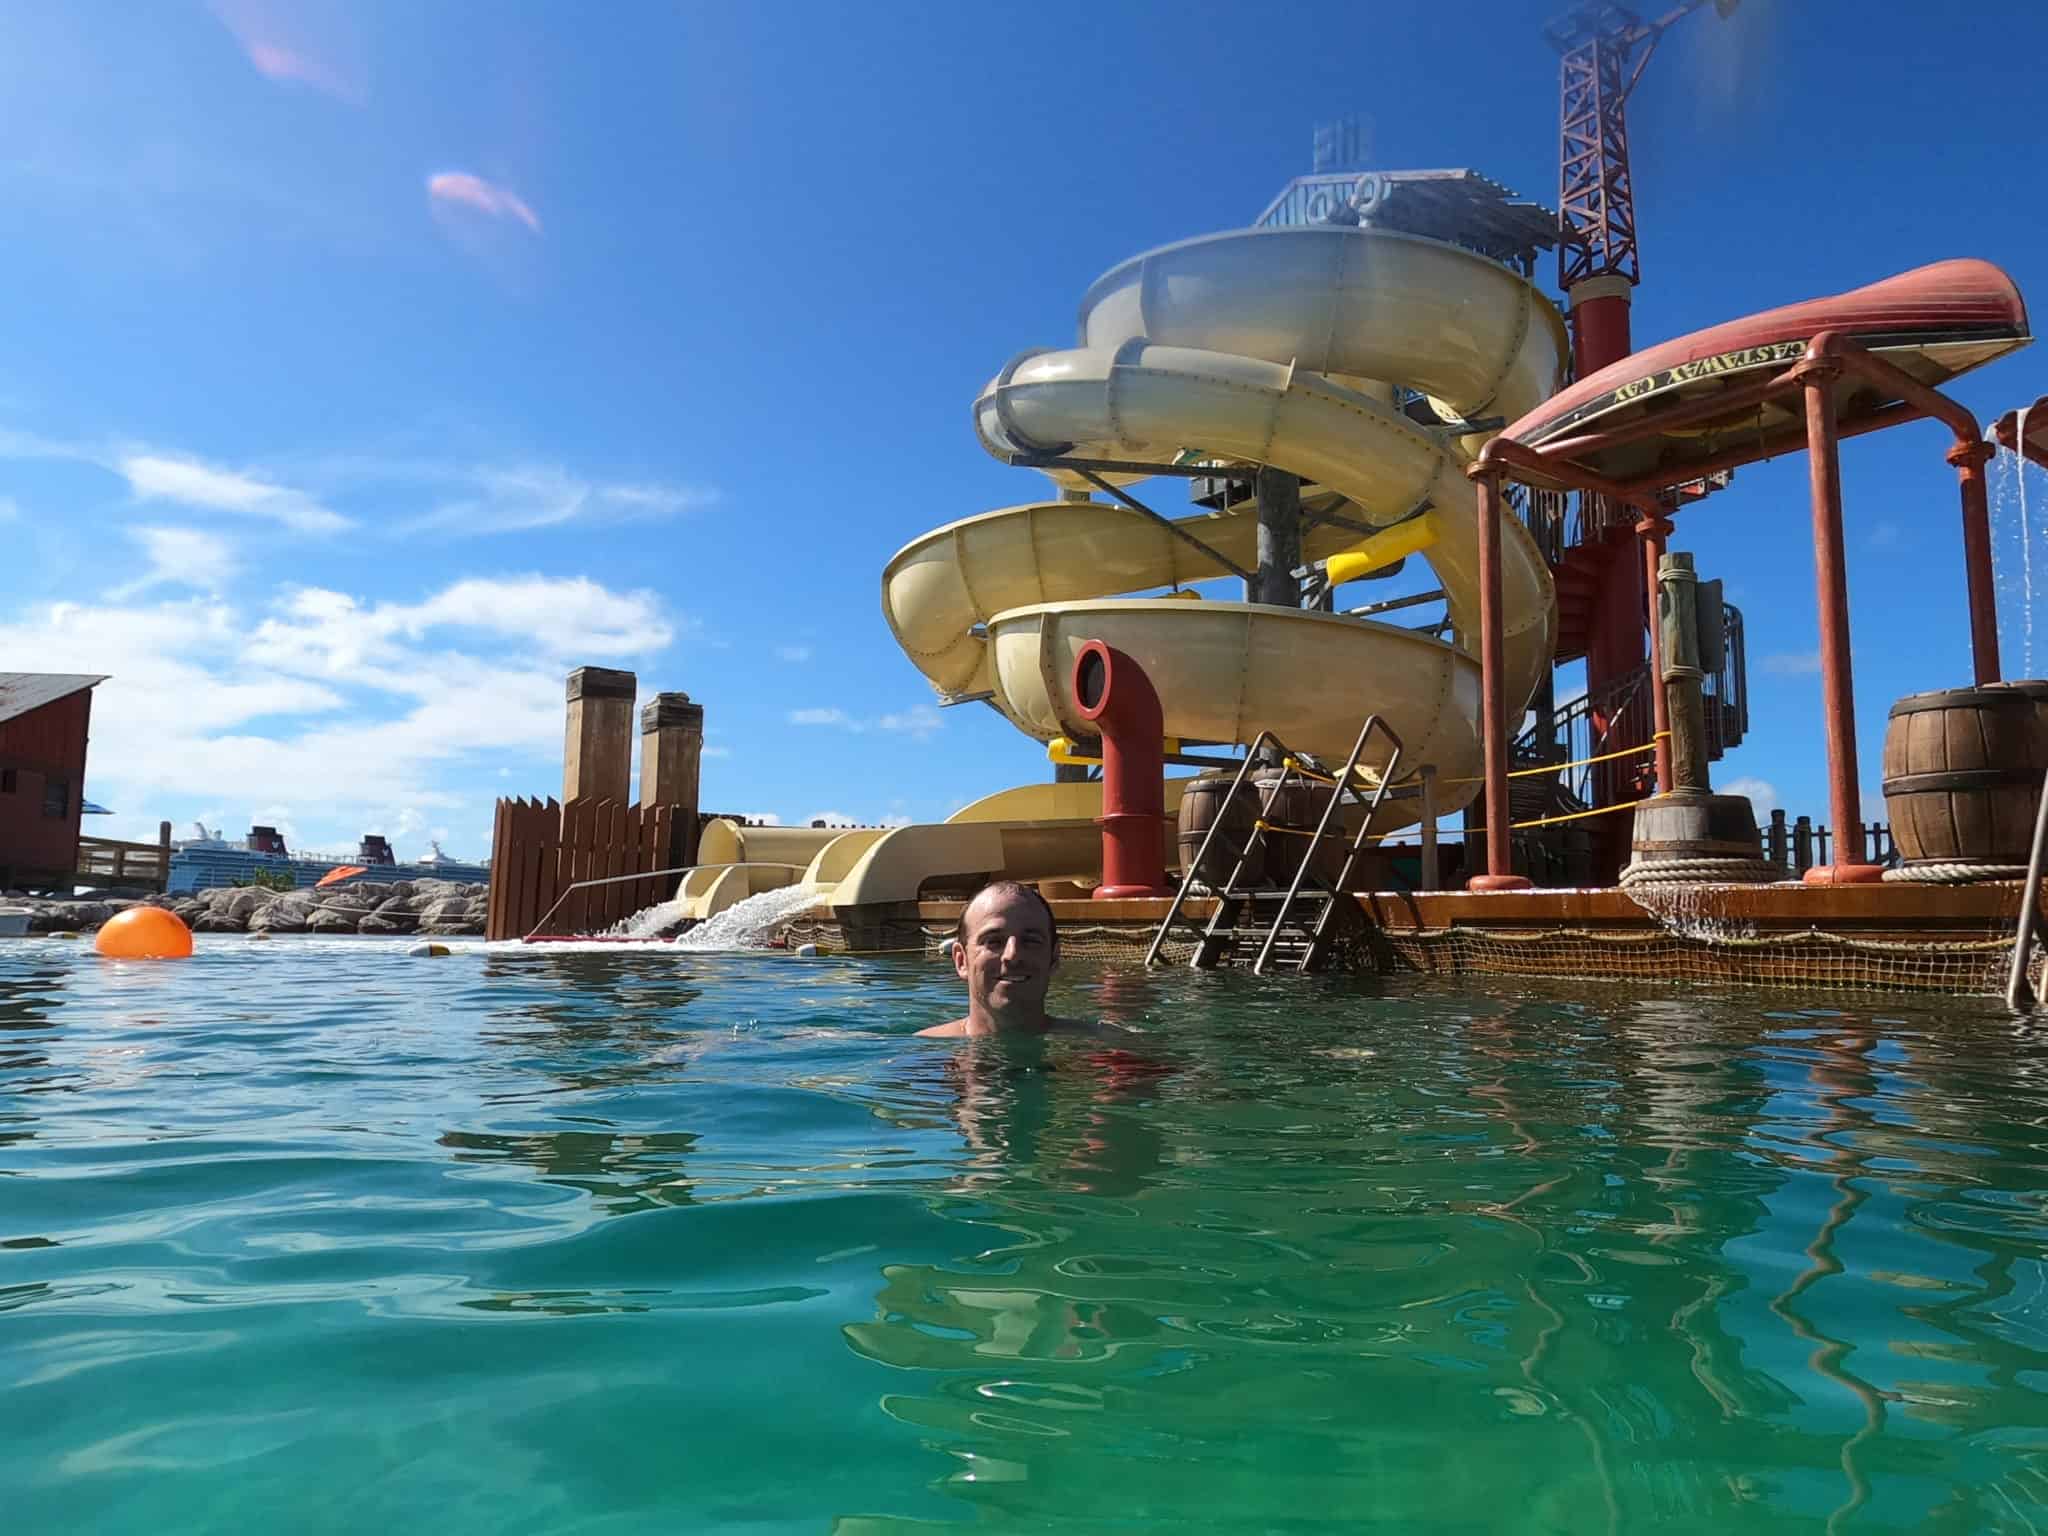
[{"x1": 1504, "y1": 260, "x2": 2030, "y2": 485}]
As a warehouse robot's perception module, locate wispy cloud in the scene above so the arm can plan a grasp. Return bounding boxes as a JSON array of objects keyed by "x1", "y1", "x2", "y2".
[
  {"x1": 0, "y1": 496, "x2": 17, "y2": 523},
  {"x1": 876, "y1": 706, "x2": 942, "y2": 737},
  {"x1": 1762, "y1": 650, "x2": 1821, "y2": 675},
  {"x1": 388, "y1": 461, "x2": 717, "y2": 535},
  {"x1": 0, "y1": 429, "x2": 713, "y2": 540},
  {"x1": 1866, "y1": 519, "x2": 1904, "y2": 550},
  {"x1": 427, "y1": 172, "x2": 541, "y2": 235},
  {"x1": 776, "y1": 645, "x2": 813, "y2": 663},
  {"x1": 120, "y1": 452, "x2": 351, "y2": 534},
  {"x1": 210, "y1": 0, "x2": 367, "y2": 104},
  {"x1": 106, "y1": 525, "x2": 238, "y2": 601},
  {"x1": 787, "y1": 704, "x2": 943, "y2": 739}
]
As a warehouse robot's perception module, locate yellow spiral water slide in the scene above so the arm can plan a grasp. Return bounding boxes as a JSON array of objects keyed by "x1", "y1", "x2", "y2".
[{"x1": 690, "y1": 227, "x2": 1567, "y2": 915}]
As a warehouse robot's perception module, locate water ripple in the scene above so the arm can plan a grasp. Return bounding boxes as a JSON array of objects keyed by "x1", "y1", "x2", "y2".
[{"x1": 5, "y1": 941, "x2": 2048, "y2": 1530}]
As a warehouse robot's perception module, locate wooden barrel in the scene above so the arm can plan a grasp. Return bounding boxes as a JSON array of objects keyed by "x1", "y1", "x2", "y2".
[
  {"x1": 1882, "y1": 686, "x2": 2048, "y2": 865},
  {"x1": 1176, "y1": 772, "x2": 1262, "y2": 890},
  {"x1": 1252, "y1": 769, "x2": 1348, "y2": 889}
]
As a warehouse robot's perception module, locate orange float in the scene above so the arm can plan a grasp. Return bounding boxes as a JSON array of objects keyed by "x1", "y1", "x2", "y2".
[{"x1": 94, "y1": 906, "x2": 194, "y2": 960}]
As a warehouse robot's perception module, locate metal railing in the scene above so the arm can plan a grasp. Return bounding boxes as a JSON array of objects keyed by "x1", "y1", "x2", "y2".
[
  {"x1": 1255, "y1": 715, "x2": 1406, "y2": 973},
  {"x1": 2009, "y1": 767, "x2": 2048, "y2": 1012}
]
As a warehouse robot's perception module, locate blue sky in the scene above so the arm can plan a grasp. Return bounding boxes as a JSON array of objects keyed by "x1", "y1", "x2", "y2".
[{"x1": 5, "y1": 0, "x2": 2047, "y2": 859}]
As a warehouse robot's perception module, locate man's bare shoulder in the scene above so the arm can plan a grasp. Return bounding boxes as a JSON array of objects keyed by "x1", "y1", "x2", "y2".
[{"x1": 916, "y1": 1015, "x2": 1119, "y2": 1039}]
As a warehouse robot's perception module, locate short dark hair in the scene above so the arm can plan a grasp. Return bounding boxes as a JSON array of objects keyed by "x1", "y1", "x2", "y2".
[{"x1": 954, "y1": 880, "x2": 1059, "y2": 950}]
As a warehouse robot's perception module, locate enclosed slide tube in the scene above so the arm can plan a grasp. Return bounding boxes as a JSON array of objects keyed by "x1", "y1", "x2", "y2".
[
  {"x1": 884, "y1": 226, "x2": 1559, "y2": 777},
  {"x1": 687, "y1": 227, "x2": 1567, "y2": 917}
]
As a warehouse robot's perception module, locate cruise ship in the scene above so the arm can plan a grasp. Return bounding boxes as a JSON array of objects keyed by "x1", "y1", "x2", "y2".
[{"x1": 166, "y1": 825, "x2": 491, "y2": 895}]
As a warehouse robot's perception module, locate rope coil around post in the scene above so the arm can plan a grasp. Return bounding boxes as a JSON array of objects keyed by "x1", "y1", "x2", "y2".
[
  {"x1": 1618, "y1": 855, "x2": 1781, "y2": 889},
  {"x1": 1881, "y1": 861, "x2": 2031, "y2": 884}
]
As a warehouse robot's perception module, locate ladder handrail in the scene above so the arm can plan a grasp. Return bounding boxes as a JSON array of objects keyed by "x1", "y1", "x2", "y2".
[
  {"x1": 2007, "y1": 764, "x2": 2048, "y2": 1012},
  {"x1": 1253, "y1": 715, "x2": 1407, "y2": 975},
  {"x1": 1144, "y1": 729, "x2": 1287, "y2": 967}
]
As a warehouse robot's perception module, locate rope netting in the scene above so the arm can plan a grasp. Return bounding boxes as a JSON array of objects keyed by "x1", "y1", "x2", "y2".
[{"x1": 783, "y1": 893, "x2": 2046, "y2": 998}]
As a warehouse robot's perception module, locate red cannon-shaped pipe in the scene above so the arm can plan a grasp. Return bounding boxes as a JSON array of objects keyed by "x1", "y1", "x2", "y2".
[{"x1": 1072, "y1": 639, "x2": 1171, "y2": 899}]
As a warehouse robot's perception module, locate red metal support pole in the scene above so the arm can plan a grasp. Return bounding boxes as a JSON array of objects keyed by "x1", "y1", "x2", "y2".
[
  {"x1": 1949, "y1": 439, "x2": 2002, "y2": 686},
  {"x1": 1797, "y1": 362, "x2": 1883, "y2": 885},
  {"x1": 1468, "y1": 468, "x2": 1531, "y2": 892},
  {"x1": 1636, "y1": 513, "x2": 1674, "y2": 794}
]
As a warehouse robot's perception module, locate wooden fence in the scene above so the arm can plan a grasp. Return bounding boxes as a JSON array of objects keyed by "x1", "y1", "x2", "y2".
[
  {"x1": 485, "y1": 798, "x2": 693, "y2": 941},
  {"x1": 76, "y1": 823, "x2": 173, "y2": 891}
]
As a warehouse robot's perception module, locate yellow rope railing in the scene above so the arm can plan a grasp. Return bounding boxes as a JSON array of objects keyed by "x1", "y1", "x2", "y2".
[
  {"x1": 1460, "y1": 796, "x2": 1648, "y2": 835},
  {"x1": 1442, "y1": 731, "x2": 1670, "y2": 787},
  {"x1": 1278, "y1": 731, "x2": 1668, "y2": 793}
]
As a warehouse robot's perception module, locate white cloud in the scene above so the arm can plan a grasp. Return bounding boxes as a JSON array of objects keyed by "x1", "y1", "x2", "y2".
[
  {"x1": 878, "y1": 813, "x2": 913, "y2": 828},
  {"x1": 106, "y1": 525, "x2": 237, "y2": 600},
  {"x1": 1763, "y1": 650, "x2": 1822, "y2": 675},
  {"x1": 120, "y1": 453, "x2": 351, "y2": 534},
  {"x1": 776, "y1": 645, "x2": 813, "y2": 663},
  {"x1": 1866, "y1": 520, "x2": 1904, "y2": 550},
  {"x1": 1719, "y1": 775, "x2": 1780, "y2": 813},
  {"x1": 0, "y1": 496, "x2": 17, "y2": 522},
  {"x1": 245, "y1": 574, "x2": 673, "y2": 681},
  {"x1": 701, "y1": 745, "x2": 732, "y2": 759},
  {"x1": 0, "y1": 570, "x2": 676, "y2": 852},
  {"x1": 740, "y1": 812, "x2": 784, "y2": 827},
  {"x1": 788, "y1": 707, "x2": 852, "y2": 727}
]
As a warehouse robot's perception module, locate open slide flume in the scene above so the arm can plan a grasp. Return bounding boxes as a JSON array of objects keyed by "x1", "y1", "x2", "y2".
[{"x1": 692, "y1": 226, "x2": 1569, "y2": 915}]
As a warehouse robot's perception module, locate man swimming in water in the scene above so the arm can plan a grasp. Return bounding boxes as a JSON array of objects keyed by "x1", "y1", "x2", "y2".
[{"x1": 919, "y1": 880, "x2": 1100, "y2": 1038}]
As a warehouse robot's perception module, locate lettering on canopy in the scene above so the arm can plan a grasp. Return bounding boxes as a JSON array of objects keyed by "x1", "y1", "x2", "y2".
[{"x1": 1611, "y1": 340, "x2": 1809, "y2": 405}]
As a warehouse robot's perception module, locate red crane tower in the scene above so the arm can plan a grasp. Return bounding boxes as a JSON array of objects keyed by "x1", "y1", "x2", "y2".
[
  {"x1": 1549, "y1": 0, "x2": 1740, "y2": 375},
  {"x1": 1544, "y1": 1, "x2": 1739, "y2": 878}
]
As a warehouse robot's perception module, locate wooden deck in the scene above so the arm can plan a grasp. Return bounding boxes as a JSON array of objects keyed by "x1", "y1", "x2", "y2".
[{"x1": 75, "y1": 829, "x2": 171, "y2": 892}]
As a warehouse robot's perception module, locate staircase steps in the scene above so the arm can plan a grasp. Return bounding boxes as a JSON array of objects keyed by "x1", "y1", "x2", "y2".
[
  {"x1": 1550, "y1": 541, "x2": 1609, "y2": 665},
  {"x1": 1149, "y1": 719, "x2": 1405, "y2": 977}
]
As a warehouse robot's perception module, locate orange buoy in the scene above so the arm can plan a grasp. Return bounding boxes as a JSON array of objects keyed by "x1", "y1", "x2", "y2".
[{"x1": 94, "y1": 906, "x2": 194, "y2": 960}]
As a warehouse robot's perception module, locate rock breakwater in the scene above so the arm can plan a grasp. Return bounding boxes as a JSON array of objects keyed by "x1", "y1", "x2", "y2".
[{"x1": 3, "y1": 880, "x2": 489, "y2": 937}]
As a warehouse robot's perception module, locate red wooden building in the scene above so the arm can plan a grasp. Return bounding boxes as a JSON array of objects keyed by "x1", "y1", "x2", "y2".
[{"x1": 0, "y1": 673, "x2": 107, "y2": 892}]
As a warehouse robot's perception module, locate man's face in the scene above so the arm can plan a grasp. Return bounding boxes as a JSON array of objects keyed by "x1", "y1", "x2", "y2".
[{"x1": 952, "y1": 888, "x2": 1058, "y2": 1020}]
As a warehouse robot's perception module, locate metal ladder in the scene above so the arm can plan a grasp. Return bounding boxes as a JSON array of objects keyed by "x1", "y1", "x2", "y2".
[
  {"x1": 1146, "y1": 717, "x2": 1405, "y2": 975},
  {"x1": 2009, "y1": 764, "x2": 2048, "y2": 1013}
]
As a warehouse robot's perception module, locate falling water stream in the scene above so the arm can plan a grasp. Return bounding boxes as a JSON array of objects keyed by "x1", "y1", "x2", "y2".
[{"x1": 2019, "y1": 402, "x2": 2035, "y2": 675}]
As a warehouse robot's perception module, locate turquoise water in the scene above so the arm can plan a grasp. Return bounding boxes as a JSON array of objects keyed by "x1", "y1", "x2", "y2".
[{"x1": 5, "y1": 939, "x2": 2048, "y2": 1533}]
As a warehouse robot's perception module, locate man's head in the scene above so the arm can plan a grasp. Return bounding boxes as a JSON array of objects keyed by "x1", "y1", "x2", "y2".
[{"x1": 950, "y1": 880, "x2": 1060, "y2": 1029}]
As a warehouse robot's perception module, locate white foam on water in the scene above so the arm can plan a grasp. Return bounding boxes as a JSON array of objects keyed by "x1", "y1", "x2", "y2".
[
  {"x1": 605, "y1": 896, "x2": 690, "y2": 940},
  {"x1": 470, "y1": 884, "x2": 818, "y2": 956},
  {"x1": 672, "y1": 884, "x2": 819, "y2": 950}
]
